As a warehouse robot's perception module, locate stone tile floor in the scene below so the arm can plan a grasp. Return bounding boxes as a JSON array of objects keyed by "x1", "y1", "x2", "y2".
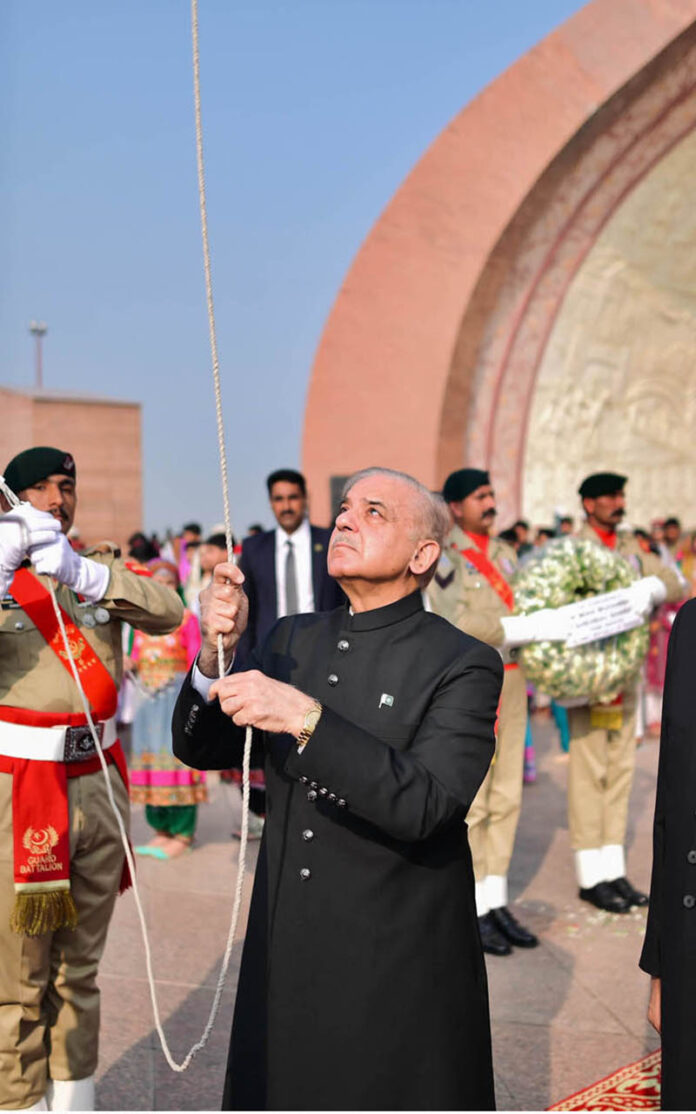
[{"x1": 96, "y1": 718, "x2": 660, "y2": 1110}]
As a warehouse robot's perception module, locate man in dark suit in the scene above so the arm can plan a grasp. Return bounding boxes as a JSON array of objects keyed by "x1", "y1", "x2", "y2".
[
  {"x1": 641, "y1": 598, "x2": 696, "y2": 1110},
  {"x1": 231, "y1": 470, "x2": 344, "y2": 832},
  {"x1": 173, "y1": 466, "x2": 502, "y2": 1110},
  {"x1": 237, "y1": 468, "x2": 344, "y2": 663}
]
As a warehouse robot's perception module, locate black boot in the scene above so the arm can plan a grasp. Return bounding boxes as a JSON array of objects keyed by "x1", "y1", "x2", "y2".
[
  {"x1": 579, "y1": 881, "x2": 630, "y2": 913},
  {"x1": 489, "y1": 905, "x2": 539, "y2": 948},
  {"x1": 478, "y1": 912, "x2": 512, "y2": 956},
  {"x1": 609, "y1": 876, "x2": 649, "y2": 907}
]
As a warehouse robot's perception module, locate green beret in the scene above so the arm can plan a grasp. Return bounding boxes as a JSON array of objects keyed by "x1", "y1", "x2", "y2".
[
  {"x1": 442, "y1": 468, "x2": 490, "y2": 502},
  {"x1": 578, "y1": 472, "x2": 626, "y2": 499},
  {"x1": 4, "y1": 447, "x2": 76, "y2": 497}
]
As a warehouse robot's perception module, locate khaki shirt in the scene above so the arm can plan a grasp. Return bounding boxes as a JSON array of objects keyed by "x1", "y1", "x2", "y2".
[
  {"x1": 575, "y1": 523, "x2": 684, "y2": 605},
  {"x1": 427, "y1": 525, "x2": 517, "y2": 648},
  {"x1": 0, "y1": 545, "x2": 184, "y2": 715}
]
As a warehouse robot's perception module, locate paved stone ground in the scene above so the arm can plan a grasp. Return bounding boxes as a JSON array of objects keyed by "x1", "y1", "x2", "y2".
[{"x1": 96, "y1": 718, "x2": 660, "y2": 1110}]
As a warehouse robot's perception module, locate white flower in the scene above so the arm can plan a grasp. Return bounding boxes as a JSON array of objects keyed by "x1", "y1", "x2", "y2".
[{"x1": 513, "y1": 537, "x2": 649, "y2": 703}]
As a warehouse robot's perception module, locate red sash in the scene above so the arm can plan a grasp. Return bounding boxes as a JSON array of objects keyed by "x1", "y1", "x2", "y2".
[
  {"x1": 1, "y1": 571, "x2": 125, "y2": 932},
  {"x1": 0, "y1": 738, "x2": 132, "y2": 934},
  {"x1": 9, "y1": 569, "x2": 118, "y2": 719},
  {"x1": 457, "y1": 545, "x2": 514, "y2": 611}
]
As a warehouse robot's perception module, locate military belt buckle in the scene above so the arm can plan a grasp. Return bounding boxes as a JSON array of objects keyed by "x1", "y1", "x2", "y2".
[{"x1": 63, "y1": 723, "x2": 103, "y2": 763}]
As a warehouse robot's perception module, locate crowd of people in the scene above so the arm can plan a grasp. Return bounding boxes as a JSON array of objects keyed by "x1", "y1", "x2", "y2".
[
  {"x1": 119, "y1": 487, "x2": 694, "y2": 874},
  {"x1": 1, "y1": 443, "x2": 694, "y2": 1110}
]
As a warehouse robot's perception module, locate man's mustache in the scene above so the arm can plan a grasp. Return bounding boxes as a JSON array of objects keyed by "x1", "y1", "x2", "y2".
[
  {"x1": 611, "y1": 508, "x2": 625, "y2": 520},
  {"x1": 482, "y1": 508, "x2": 497, "y2": 520},
  {"x1": 330, "y1": 533, "x2": 358, "y2": 552}
]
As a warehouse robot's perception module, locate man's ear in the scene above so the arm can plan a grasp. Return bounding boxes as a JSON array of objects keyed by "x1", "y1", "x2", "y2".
[{"x1": 409, "y1": 539, "x2": 440, "y2": 577}]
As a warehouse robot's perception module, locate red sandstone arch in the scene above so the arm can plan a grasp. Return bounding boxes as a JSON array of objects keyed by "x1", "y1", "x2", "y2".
[{"x1": 302, "y1": 0, "x2": 696, "y2": 525}]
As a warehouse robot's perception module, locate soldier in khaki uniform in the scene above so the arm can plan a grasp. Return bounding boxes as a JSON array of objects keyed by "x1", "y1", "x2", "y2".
[
  {"x1": 429, "y1": 469, "x2": 570, "y2": 955},
  {"x1": 569, "y1": 472, "x2": 684, "y2": 914},
  {"x1": 0, "y1": 447, "x2": 183, "y2": 1111}
]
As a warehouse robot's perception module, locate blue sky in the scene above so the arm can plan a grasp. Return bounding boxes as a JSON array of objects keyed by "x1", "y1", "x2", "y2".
[{"x1": 2, "y1": 0, "x2": 585, "y2": 536}]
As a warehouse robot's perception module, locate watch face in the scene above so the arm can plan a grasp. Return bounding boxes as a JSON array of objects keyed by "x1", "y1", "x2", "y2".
[{"x1": 305, "y1": 707, "x2": 321, "y2": 731}]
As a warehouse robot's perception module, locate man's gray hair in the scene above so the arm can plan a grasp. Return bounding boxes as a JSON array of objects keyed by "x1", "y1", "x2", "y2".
[{"x1": 341, "y1": 467, "x2": 450, "y2": 584}]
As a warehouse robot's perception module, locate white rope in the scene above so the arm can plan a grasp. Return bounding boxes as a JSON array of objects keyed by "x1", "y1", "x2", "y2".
[
  {"x1": 2, "y1": 495, "x2": 251, "y2": 1067},
  {"x1": 0, "y1": 0, "x2": 255, "y2": 1071}
]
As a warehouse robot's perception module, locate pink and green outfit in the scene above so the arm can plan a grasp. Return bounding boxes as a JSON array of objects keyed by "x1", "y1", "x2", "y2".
[{"x1": 129, "y1": 612, "x2": 205, "y2": 839}]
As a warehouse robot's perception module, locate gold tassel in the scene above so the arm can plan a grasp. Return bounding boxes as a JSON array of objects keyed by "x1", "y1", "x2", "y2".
[{"x1": 9, "y1": 890, "x2": 79, "y2": 936}]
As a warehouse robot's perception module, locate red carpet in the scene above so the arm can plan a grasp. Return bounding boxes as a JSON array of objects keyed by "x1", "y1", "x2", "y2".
[{"x1": 549, "y1": 1050, "x2": 661, "y2": 1111}]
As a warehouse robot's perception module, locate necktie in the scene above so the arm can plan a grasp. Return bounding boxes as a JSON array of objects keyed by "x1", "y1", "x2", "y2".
[{"x1": 285, "y1": 539, "x2": 299, "y2": 615}]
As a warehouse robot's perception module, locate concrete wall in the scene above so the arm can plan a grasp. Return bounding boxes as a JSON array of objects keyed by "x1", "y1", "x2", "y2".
[{"x1": 1, "y1": 387, "x2": 142, "y2": 548}]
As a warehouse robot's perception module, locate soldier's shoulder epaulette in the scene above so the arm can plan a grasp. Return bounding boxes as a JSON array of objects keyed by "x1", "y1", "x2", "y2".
[{"x1": 83, "y1": 541, "x2": 122, "y2": 558}]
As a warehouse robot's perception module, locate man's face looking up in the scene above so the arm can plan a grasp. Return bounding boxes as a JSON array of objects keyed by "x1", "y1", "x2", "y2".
[
  {"x1": 19, "y1": 474, "x2": 76, "y2": 534},
  {"x1": 270, "y1": 482, "x2": 307, "y2": 535},
  {"x1": 328, "y1": 474, "x2": 437, "y2": 588}
]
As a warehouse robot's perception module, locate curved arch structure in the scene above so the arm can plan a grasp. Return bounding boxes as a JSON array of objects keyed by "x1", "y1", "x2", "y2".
[{"x1": 302, "y1": 0, "x2": 696, "y2": 526}]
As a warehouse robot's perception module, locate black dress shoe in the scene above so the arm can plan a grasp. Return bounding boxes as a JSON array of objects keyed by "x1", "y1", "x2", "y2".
[
  {"x1": 579, "y1": 881, "x2": 631, "y2": 913},
  {"x1": 609, "y1": 876, "x2": 649, "y2": 907},
  {"x1": 478, "y1": 912, "x2": 512, "y2": 956},
  {"x1": 489, "y1": 905, "x2": 539, "y2": 948}
]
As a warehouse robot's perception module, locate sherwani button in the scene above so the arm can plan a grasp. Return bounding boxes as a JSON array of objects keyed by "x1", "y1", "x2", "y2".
[
  {"x1": 302, "y1": 829, "x2": 314, "y2": 841},
  {"x1": 337, "y1": 798, "x2": 347, "y2": 808},
  {"x1": 683, "y1": 894, "x2": 695, "y2": 909},
  {"x1": 299, "y1": 776, "x2": 309, "y2": 784},
  {"x1": 337, "y1": 640, "x2": 350, "y2": 652},
  {"x1": 310, "y1": 782, "x2": 318, "y2": 789},
  {"x1": 319, "y1": 787, "x2": 328, "y2": 796},
  {"x1": 688, "y1": 851, "x2": 696, "y2": 865},
  {"x1": 328, "y1": 793, "x2": 337, "y2": 803},
  {"x1": 300, "y1": 868, "x2": 311, "y2": 881},
  {"x1": 307, "y1": 789, "x2": 318, "y2": 802},
  {"x1": 328, "y1": 673, "x2": 339, "y2": 686}
]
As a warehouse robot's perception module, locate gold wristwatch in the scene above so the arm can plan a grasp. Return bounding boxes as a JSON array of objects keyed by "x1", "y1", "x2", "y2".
[{"x1": 296, "y1": 702, "x2": 323, "y2": 754}]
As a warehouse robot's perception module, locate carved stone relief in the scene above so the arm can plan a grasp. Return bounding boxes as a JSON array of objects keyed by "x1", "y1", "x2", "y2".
[
  {"x1": 523, "y1": 128, "x2": 696, "y2": 527},
  {"x1": 457, "y1": 33, "x2": 696, "y2": 527}
]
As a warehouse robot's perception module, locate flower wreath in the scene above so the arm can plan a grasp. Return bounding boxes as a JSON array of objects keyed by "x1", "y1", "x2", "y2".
[{"x1": 513, "y1": 536, "x2": 650, "y2": 703}]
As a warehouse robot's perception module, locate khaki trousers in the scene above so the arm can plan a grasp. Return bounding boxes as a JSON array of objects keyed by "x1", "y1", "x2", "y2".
[
  {"x1": 567, "y1": 694, "x2": 636, "y2": 851},
  {"x1": 0, "y1": 764, "x2": 128, "y2": 1110},
  {"x1": 468, "y1": 665, "x2": 528, "y2": 881}
]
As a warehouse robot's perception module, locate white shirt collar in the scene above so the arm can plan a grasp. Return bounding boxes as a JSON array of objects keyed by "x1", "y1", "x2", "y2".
[{"x1": 276, "y1": 516, "x2": 311, "y2": 545}]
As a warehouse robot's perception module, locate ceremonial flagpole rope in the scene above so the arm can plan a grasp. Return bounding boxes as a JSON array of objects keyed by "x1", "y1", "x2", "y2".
[
  {"x1": 0, "y1": 0, "x2": 253, "y2": 1073},
  {"x1": 0, "y1": 476, "x2": 251, "y2": 1072}
]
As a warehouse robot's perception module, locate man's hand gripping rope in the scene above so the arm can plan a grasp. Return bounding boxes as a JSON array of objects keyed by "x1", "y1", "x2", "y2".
[{"x1": 0, "y1": 478, "x2": 254, "y2": 1073}]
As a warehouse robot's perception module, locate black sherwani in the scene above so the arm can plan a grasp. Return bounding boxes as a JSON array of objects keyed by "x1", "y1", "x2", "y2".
[
  {"x1": 173, "y1": 591, "x2": 502, "y2": 1111},
  {"x1": 640, "y1": 598, "x2": 696, "y2": 1110}
]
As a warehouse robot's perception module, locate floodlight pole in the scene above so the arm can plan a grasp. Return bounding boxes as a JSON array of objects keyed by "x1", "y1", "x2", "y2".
[{"x1": 29, "y1": 320, "x2": 48, "y2": 390}]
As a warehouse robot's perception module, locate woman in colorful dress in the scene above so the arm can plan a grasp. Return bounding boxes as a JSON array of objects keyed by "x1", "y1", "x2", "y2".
[{"x1": 129, "y1": 559, "x2": 204, "y2": 859}]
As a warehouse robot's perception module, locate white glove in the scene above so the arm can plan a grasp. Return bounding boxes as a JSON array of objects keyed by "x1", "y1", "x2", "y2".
[
  {"x1": 501, "y1": 609, "x2": 571, "y2": 648},
  {"x1": 0, "y1": 504, "x2": 62, "y2": 595},
  {"x1": 628, "y1": 575, "x2": 667, "y2": 617},
  {"x1": 29, "y1": 532, "x2": 110, "y2": 602}
]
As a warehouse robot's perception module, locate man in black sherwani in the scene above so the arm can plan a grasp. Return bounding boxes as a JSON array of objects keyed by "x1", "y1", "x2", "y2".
[
  {"x1": 641, "y1": 597, "x2": 696, "y2": 1110},
  {"x1": 173, "y1": 466, "x2": 503, "y2": 1111}
]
